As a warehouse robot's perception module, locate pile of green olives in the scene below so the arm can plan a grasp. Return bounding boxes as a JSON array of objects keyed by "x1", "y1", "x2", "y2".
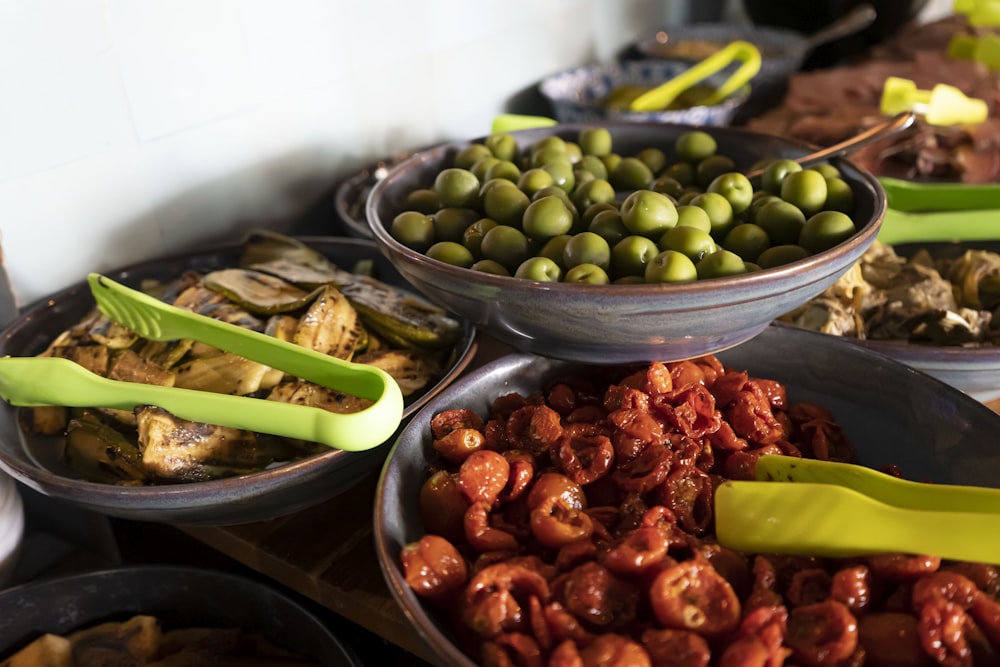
[{"x1": 387, "y1": 126, "x2": 861, "y2": 285}]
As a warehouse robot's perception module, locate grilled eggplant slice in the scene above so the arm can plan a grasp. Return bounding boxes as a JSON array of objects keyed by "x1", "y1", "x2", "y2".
[
  {"x1": 49, "y1": 344, "x2": 110, "y2": 376},
  {"x1": 238, "y1": 229, "x2": 357, "y2": 287},
  {"x1": 173, "y1": 284, "x2": 268, "y2": 331},
  {"x1": 66, "y1": 417, "x2": 147, "y2": 484},
  {"x1": 267, "y1": 380, "x2": 373, "y2": 413},
  {"x1": 354, "y1": 349, "x2": 442, "y2": 397},
  {"x1": 340, "y1": 277, "x2": 461, "y2": 350},
  {"x1": 203, "y1": 268, "x2": 319, "y2": 315},
  {"x1": 172, "y1": 353, "x2": 273, "y2": 395},
  {"x1": 18, "y1": 405, "x2": 69, "y2": 436},
  {"x1": 293, "y1": 285, "x2": 363, "y2": 360},
  {"x1": 136, "y1": 406, "x2": 298, "y2": 482}
]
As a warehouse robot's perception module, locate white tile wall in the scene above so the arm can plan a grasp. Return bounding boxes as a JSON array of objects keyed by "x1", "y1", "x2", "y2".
[{"x1": 0, "y1": 0, "x2": 682, "y2": 305}]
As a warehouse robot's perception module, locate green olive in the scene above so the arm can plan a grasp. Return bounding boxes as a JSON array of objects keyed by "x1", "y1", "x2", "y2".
[
  {"x1": 427, "y1": 241, "x2": 475, "y2": 268},
  {"x1": 611, "y1": 235, "x2": 660, "y2": 278},
  {"x1": 588, "y1": 209, "x2": 630, "y2": 246},
  {"x1": 696, "y1": 248, "x2": 748, "y2": 279},
  {"x1": 390, "y1": 210, "x2": 436, "y2": 252},
  {"x1": 564, "y1": 263, "x2": 610, "y2": 284},
  {"x1": 485, "y1": 160, "x2": 522, "y2": 183},
  {"x1": 404, "y1": 188, "x2": 441, "y2": 214},
  {"x1": 601, "y1": 153, "x2": 622, "y2": 174},
  {"x1": 609, "y1": 157, "x2": 655, "y2": 191},
  {"x1": 454, "y1": 144, "x2": 493, "y2": 170},
  {"x1": 571, "y1": 178, "x2": 616, "y2": 212},
  {"x1": 534, "y1": 135, "x2": 567, "y2": 154},
  {"x1": 695, "y1": 155, "x2": 736, "y2": 188},
  {"x1": 620, "y1": 190, "x2": 678, "y2": 238},
  {"x1": 471, "y1": 259, "x2": 510, "y2": 276},
  {"x1": 482, "y1": 183, "x2": 531, "y2": 228},
  {"x1": 754, "y1": 199, "x2": 806, "y2": 246},
  {"x1": 542, "y1": 159, "x2": 576, "y2": 193},
  {"x1": 434, "y1": 168, "x2": 480, "y2": 208},
  {"x1": 675, "y1": 130, "x2": 717, "y2": 164},
  {"x1": 637, "y1": 147, "x2": 667, "y2": 176},
  {"x1": 480, "y1": 225, "x2": 531, "y2": 272},
  {"x1": 517, "y1": 168, "x2": 555, "y2": 196},
  {"x1": 824, "y1": 177, "x2": 855, "y2": 213},
  {"x1": 780, "y1": 169, "x2": 828, "y2": 217},
  {"x1": 650, "y1": 175, "x2": 685, "y2": 200},
  {"x1": 576, "y1": 154, "x2": 609, "y2": 180},
  {"x1": 659, "y1": 226, "x2": 718, "y2": 262},
  {"x1": 563, "y1": 231, "x2": 611, "y2": 270},
  {"x1": 532, "y1": 144, "x2": 569, "y2": 168},
  {"x1": 706, "y1": 172, "x2": 754, "y2": 215},
  {"x1": 722, "y1": 223, "x2": 771, "y2": 263},
  {"x1": 486, "y1": 133, "x2": 519, "y2": 162},
  {"x1": 434, "y1": 207, "x2": 480, "y2": 243},
  {"x1": 811, "y1": 163, "x2": 840, "y2": 179},
  {"x1": 799, "y1": 210, "x2": 856, "y2": 253},
  {"x1": 580, "y1": 202, "x2": 618, "y2": 228},
  {"x1": 761, "y1": 158, "x2": 802, "y2": 195},
  {"x1": 674, "y1": 204, "x2": 713, "y2": 233},
  {"x1": 645, "y1": 250, "x2": 698, "y2": 283},
  {"x1": 522, "y1": 195, "x2": 575, "y2": 239},
  {"x1": 757, "y1": 244, "x2": 810, "y2": 269},
  {"x1": 515, "y1": 256, "x2": 563, "y2": 282},
  {"x1": 689, "y1": 192, "x2": 734, "y2": 240},
  {"x1": 539, "y1": 234, "x2": 572, "y2": 268},
  {"x1": 471, "y1": 156, "x2": 502, "y2": 183},
  {"x1": 462, "y1": 218, "x2": 499, "y2": 258},
  {"x1": 662, "y1": 161, "x2": 696, "y2": 187},
  {"x1": 578, "y1": 127, "x2": 613, "y2": 156}
]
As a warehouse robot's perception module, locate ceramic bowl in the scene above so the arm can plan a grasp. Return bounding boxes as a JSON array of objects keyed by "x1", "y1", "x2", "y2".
[
  {"x1": 367, "y1": 122, "x2": 885, "y2": 363},
  {"x1": 780, "y1": 239, "x2": 1000, "y2": 402},
  {"x1": 374, "y1": 324, "x2": 1000, "y2": 667},
  {"x1": 0, "y1": 236, "x2": 477, "y2": 526},
  {"x1": 539, "y1": 60, "x2": 749, "y2": 126},
  {"x1": 0, "y1": 565, "x2": 360, "y2": 665}
]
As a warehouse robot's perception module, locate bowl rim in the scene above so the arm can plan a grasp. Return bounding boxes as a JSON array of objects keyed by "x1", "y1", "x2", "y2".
[{"x1": 366, "y1": 121, "x2": 887, "y2": 301}]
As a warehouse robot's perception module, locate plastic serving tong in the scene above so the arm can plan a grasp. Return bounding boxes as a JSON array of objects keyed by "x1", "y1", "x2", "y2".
[
  {"x1": 0, "y1": 274, "x2": 405, "y2": 452},
  {"x1": 715, "y1": 455, "x2": 1000, "y2": 565},
  {"x1": 629, "y1": 40, "x2": 762, "y2": 111}
]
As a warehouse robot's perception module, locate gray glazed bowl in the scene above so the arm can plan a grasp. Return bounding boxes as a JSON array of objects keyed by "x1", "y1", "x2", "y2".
[
  {"x1": 539, "y1": 60, "x2": 749, "y2": 126},
  {"x1": 0, "y1": 237, "x2": 477, "y2": 526},
  {"x1": 0, "y1": 565, "x2": 359, "y2": 666},
  {"x1": 367, "y1": 122, "x2": 886, "y2": 364},
  {"x1": 374, "y1": 324, "x2": 1000, "y2": 667}
]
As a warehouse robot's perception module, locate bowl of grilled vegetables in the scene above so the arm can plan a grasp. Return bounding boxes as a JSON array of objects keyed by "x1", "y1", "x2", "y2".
[
  {"x1": 778, "y1": 240, "x2": 1000, "y2": 402},
  {"x1": 0, "y1": 230, "x2": 476, "y2": 525}
]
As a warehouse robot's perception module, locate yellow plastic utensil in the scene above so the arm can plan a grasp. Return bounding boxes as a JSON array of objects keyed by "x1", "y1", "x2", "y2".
[
  {"x1": 880, "y1": 76, "x2": 988, "y2": 126},
  {"x1": 715, "y1": 455, "x2": 1000, "y2": 564},
  {"x1": 629, "y1": 40, "x2": 762, "y2": 112}
]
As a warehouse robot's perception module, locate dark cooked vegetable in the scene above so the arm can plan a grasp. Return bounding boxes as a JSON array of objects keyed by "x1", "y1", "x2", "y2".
[
  {"x1": 203, "y1": 268, "x2": 318, "y2": 315},
  {"x1": 66, "y1": 416, "x2": 147, "y2": 484},
  {"x1": 340, "y1": 277, "x2": 463, "y2": 350}
]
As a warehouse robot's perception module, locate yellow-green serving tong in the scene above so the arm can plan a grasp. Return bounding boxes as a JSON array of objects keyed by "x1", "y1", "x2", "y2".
[
  {"x1": 715, "y1": 455, "x2": 1000, "y2": 565},
  {"x1": 0, "y1": 274, "x2": 404, "y2": 452}
]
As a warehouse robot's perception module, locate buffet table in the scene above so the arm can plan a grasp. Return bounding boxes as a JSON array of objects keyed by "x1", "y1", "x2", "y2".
[{"x1": 177, "y1": 333, "x2": 1000, "y2": 666}]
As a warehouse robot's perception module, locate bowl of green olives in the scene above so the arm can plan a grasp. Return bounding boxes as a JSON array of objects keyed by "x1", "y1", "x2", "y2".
[
  {"x1": 539, "y1": 60, "x2": 750, "y2": 126},
  {"x1": 366, "y1": 122, "x2": 886, "y2": 363}
]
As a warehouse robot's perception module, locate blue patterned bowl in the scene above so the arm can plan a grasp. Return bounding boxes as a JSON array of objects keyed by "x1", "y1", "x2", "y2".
[{"x1": 539, "y1": 60, "x2": 750, "y2": 126}]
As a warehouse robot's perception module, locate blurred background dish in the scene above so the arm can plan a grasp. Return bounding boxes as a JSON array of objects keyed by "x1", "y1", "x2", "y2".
[
  {"x1": 375, "y1": 325, "x2": 1000, "y2": 667},
  {"x1": 0, "y1": 565, "x2": 361, "y2": 666},
  {"x1": 778, "y1": 239, "x2": 1000, "y2": 402},
  {"x1": 0, "y1": 236, "x2": 477, "y2": 526},
  {"x1": 335, "y1": 153, "x2": 417, "y2": 240},
  {"x1": 539, "y1": 60, "x2": 750, "y2": 126},
  {"x1": 633, "y1": 4, "x2": 877, "y2": 120},
  {"x1": 367, "y1": 121, "x2": 885, "y2": 364}
]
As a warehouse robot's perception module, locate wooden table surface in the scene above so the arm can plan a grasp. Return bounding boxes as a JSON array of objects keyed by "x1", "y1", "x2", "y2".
[{"x1": 179, "y1": 338, "x2": 1000, "y2": 666}]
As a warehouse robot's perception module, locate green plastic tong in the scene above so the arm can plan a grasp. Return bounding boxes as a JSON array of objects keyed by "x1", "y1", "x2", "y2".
[
  {"x1": 0, "y1": 274, "x2": 405, "y2": 452},
  {"x1": 715, "y1": 455, "x2": 1000, "y2": 565}
]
